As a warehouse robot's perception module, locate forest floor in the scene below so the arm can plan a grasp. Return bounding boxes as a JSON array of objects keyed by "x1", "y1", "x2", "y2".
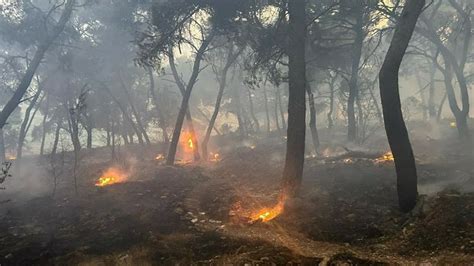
[{"x1": 0, "y1": 126, "x2": 473, "y2": 265}]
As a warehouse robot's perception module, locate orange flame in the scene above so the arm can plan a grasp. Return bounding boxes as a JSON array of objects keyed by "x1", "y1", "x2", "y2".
[
  {"x1": 188, "y1": 138, "x2": 194, "y2": 149},
  {"x1": 250, "y1": 201, "x2": 285, "y2": 222},
  {"x1": 209, "y1": 152, "x2": 221, "y2": 162},
  {"x1": 155, "y1": 154, "x2": 165, "y2": 160},
  {"x1": 375, "y1": 151, "x2": 394, "y2": 163},
  {"x1": 95, "y1": 167, "x2": 127, "y2": 187}
]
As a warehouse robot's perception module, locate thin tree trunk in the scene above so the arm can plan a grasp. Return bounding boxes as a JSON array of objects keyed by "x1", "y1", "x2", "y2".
[
  {"x1": 17, "y1": 87, "x2": 43, "y2": 160},
  {"x1": 51, "y1": 122, "x2": 61, "y2": 156},
  {"x1": 442, "y1": 63, "x2": 469, "y2": 138},
  {"x1": 437, "y1": 91, "x2": 447, "y2": 122},
  {"x1": 119, "y1": 74, "x2": 151, "y2": 145},
  {"x1": 273, "y1": 93, "x2": 281, "y2": 134},
  {"x1": 277, "y1": 86, "x2": 287, "y2": 131},
  {"x1": 281, "y1": 0, "x2": 307, "y2": 198},
  {"x1": 202, "y1": 46, "x2": 240, "y2": 160},
  {"x1": 347, "y1": 7, "x2": 364, "y2": 142},
  {"x1": 168, "y1": 50, "x2": 201, "y2": 161},
  {"x1": 307, "y1": 87, "x2": 320, "y2": 154},
  {"x1": 166, "y1": 35, "x2": 213, "y2": 165},
  {"x1": 428, "y1": 62, "x2": 437, "y2": 120},
  {"x1": 263, "y1": 86, "x2": 271, "y2": 133},
  {"x1": 234, "y1": 86, "x2": 247, "y2": 138},
  {"x1": 0, "y1": 128, "x2": 5, "y2": 163},
  {"x1": 247, "y1": 88, "x2": 260, "y2": 133},
  {"x1": 106, "y1": 87, "x2": 145, "y2": 145},
  {"x1": 148, "y1": 67, "x2": 169, "y2": 144},
  {"x1": 328, "y1": 81, "x2": 335, "y2": 129},
  {"x1": 379, "y1": 0, "x2": 424, "y2": 212},
  {"x1": 416, "y1": 75, "x2": 428, "y2": 120},
  {"x1": 40, "y1": 93, "x2": 50, "y2": 155}
]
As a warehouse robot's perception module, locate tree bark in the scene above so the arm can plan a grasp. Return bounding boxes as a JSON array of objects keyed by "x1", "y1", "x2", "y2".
[
  {"x1": 379, "y1": 0, "x2": 424, "y2": 212},
  {"x1": 347, "y1": 6, "x2": 364, "y2": 142},
  {"x1": 0, "y1": 128, "x2": 5, "y2": 163},
  {"x1": 40, "y1": 93, "x2": 50, "y2": 155},
  {"x1": 166, "y1": 35, "x2": 213, "y2": 165},
  {"x1": 277, "y1": 86, "x2": 287, "y2": 131},
  {"x1": 307, "y1": 86, "x2": 320, "y2": 154},
  {"x1": 51, "y1": 121, "x2": 62, "y2": 156},
  {"x1": 273, "y1": 92, "x2": 281, "y2": 134},
  {"x1": 281, "y1": 0, "x2": 307, "y2": 198},
  {"x1": 328, "y1": 79, "x2": 335, "y2": 129}
]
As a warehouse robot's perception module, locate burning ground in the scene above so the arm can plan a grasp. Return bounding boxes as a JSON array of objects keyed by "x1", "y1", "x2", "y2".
[{"x1": 0, "y1": 133, "x2": 473, "y2": 264}]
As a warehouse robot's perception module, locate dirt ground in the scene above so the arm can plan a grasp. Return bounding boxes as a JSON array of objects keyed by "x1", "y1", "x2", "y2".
[{"x1": 0, "y1": 126, "x2": 473, "y2": 265}]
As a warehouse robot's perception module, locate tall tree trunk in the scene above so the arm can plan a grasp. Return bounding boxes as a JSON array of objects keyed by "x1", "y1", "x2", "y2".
[
  {"x1": 379, "y1": 0, "x2": 424, "y2": 212},
  {"x1": 281, "y1": 0, "x2": 307, "y2": 198},
  {"x1": 40, "y1": 93, "x2": 50, "y2": 156},
  {"x1": 328, "y1": 80, "x2": 335, "y2": 129},
  {"x1": 428, "y1": 62, "x2": 437, "y2": 120},
  {"x1": 277, "y1": 86, "x2": 287, "y2": 131},
  {"x1": 0, "y1": 128, "x2": 5, "y2": 163},
  {"x1": 247, "y1": 88, "x2": 260, "y2": 133},
  {"x1": 420, "y1": 7, "x2": 471, "y2": 139},
  {"x1": 202, "y1": 46, "x2": 240, "y2": 160},
  {"x1": 442, "y1": 63, "x2": 469, "y2": 138},
  {"x1": 148, "y1": 67, "x2": 169, "y2": 144},
  {"x1": 51, "y1": 121, "x2": 61, "y2": 156},
  {"x1": 347, "y1": 6, "x2": 364, "y2": 142},
  {"x1": 307, "y1": 87, "x2": 320, "y2": 154},
  {"x1": 0, "y1": 0, "x2": 74, "y2": 139},
  {"x1": 234, "y1": 86, "x2": 247, "y2": 138},
  {"x1": 119, "y1": 75, "x2": 151, "y2": 145},
  {"x1": 273, "y1": 93, "x2": 281, "y2": 134},
  {"x1": 263, "y1": 86, "x2": 271, "y2": 133},
  {"x1": 437, "y1": 91, "x2": 447, "y2": 122},
  {"x1": 86, "y1": 121, "x2": 93, "y2": 149},
  {"x1": 168, "y1": 50, "x2": 201, "y2": 161},
  {"x1": 416, "y1": 75, "x2": 428, "y2": 120},
  {"x1": 106, "y1": 125, "x2": 111, "y2": 147},
  {"x1": 166, "y1": 35, "x2": 213, "y2": 165},
  {"x1": 17, "y1": 87, "x2": 43, "y2": 160}
]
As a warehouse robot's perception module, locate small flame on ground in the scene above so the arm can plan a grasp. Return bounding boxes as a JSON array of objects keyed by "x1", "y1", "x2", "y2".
[
  {"x1": 250, "y1": 194, "x2": 287, "y2": 223},
  {"x1": 375, "y1": 151, "x2": 394, "y2": 163},
  {"x1": 343, "y1": 158, "x2": 353, "y2": 164},
  {"x1": 95, "y1": 167, "x2": 127, "y2": 187},
  {"x1": 155, "y1": 154, "x2": 165, "y2": 160},
  {"x1": 209, "y1": 152, "x2": 221, "y2": 162}
]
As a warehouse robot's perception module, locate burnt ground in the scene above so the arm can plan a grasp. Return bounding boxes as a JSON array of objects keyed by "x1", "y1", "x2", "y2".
[{"x1": 0, "y1": 129, "x2": 473, "y2": 265}]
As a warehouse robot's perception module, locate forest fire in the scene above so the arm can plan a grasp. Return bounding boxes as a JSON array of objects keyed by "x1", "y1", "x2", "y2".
[
  {"x1": 155, "y1": 154, "x2": 165, "y2": 160},
  {"x1": 375, "y1": 151, "x2": 394, "y2": 163},
  {"x1": 250, "y1": 200, "x2": 285, "y2": 222},
  {"x1": 95, "y1": 167, "x2": 128, "y2": 187}
]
